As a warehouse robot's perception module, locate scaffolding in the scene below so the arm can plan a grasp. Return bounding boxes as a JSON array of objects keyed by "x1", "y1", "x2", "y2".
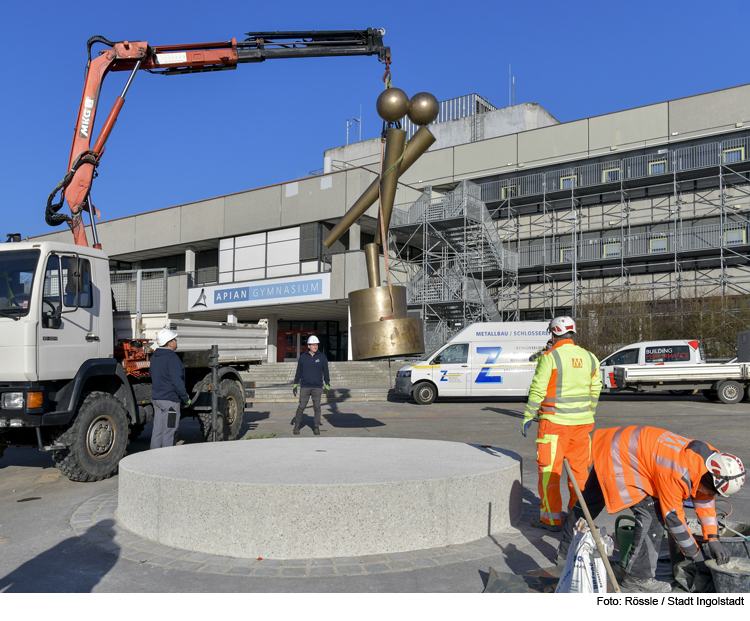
[
  {"x1": 474, "y1": 132, "x2": 750, "y2": 319},
  {"x1": 389, "y1": 180, "x2": 519, "y2": 351}
]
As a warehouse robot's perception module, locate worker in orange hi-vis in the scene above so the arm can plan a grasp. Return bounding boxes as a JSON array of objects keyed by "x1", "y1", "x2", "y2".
[
  {"x1": 522, "y1": 316, "x2": 602, "y2": 532},
  {"x1": 555, "y1": 426, "x2": 745, "y2": 593}
]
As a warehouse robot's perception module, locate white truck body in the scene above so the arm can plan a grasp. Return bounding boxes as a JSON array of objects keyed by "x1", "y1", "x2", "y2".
[
  {"x1": 114, "y1": 314, "x2": 267, "y2": 363},
  {"x1": 394, "y1": 322, "x2": 550, "y2": 403},
  {"x1": 600, "y1": 339, "x2": 704, "y2": 390}
]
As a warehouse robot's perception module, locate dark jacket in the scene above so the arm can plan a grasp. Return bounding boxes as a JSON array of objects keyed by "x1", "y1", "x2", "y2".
[
  {"x1": 293, "y1": 350, "x2": 330, "y2": 388},
  {"x1": 150, "y1": 348, "x2": 190, "y2": 404}
]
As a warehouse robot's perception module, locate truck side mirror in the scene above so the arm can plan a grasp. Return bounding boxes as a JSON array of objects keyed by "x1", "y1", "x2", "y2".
[
  {"x1": 66, "y1": 257, "x2": 83, "y2": 294},
  {"x1": 43, "y1": 313, "x2": 62, "y2": 330},
  {"x1": 433, "y1": 355, "x2": 442, "y2": 364}
]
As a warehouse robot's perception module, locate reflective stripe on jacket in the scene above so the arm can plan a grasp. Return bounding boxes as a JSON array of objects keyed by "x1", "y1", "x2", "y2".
[
  {"x1": 523, "y1": 339, "x2": 602, "y2": 426},
  {"x1": 592, "y1": 426, "x2": 719, "y2": 558}
]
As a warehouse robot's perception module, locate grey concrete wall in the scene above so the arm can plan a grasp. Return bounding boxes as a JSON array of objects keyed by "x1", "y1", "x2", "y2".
[
  {"x1": 588, "y1": 103, "x2": 669, "y2": 154},
  {"x1": 669, "y1": 83, "x2": 750, "y2": 139}
]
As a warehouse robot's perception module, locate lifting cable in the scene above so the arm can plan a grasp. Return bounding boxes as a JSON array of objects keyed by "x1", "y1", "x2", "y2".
[
  {"x1": 45, "y1": 150, "x2": 100, "y2": 227},
  {"x1": 377, "y1": 57, "x2": 401, "y2": 321}
]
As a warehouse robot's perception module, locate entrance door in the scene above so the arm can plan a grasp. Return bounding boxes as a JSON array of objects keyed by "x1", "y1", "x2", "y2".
[{"x1": 277, "y1": 330, "x2": 316, "y2": 362}]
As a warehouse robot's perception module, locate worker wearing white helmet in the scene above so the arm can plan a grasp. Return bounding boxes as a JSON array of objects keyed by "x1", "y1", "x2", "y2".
[
  {"x1": 523, "y1": 316, "x2": 603, "y2": 533},
  {"x1": 292, "y1": 334, "x2": 330, "y2": 436},
  {"x1": 149, "y1": 328, "x2": 191, "y2": 449},
  {"x1": 556, "y1": 426, "x2": 745, "y2": 592}
]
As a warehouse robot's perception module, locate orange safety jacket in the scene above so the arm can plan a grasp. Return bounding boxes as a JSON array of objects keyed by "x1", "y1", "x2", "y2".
[{"x1": 592, "y1": 426, "x2": 720, "y2": 558}]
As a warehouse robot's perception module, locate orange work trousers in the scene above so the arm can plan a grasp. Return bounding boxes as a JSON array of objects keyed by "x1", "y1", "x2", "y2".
[{"x1": 536, "y1": 419, "x2": 594, "y2": 526}]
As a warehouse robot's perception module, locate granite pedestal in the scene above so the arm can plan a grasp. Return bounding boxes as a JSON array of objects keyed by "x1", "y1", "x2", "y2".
[{"x1": 117, "y1": 438, "x2": 522, "y2": 559}]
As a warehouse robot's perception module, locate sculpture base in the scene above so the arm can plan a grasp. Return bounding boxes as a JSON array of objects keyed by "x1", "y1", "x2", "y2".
[
  {"x1": 117, "y1": 438, "x2": 522, "y2": 559},
  {"x1": 351, "y1": 317, "x2": 424, "y2": 360}
]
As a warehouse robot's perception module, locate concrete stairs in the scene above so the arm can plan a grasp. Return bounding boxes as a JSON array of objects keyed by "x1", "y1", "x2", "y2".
[{"x1": 241, "y1": 360, "x2": 400, "y2": 403}]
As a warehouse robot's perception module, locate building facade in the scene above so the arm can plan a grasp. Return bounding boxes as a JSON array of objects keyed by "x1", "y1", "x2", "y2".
[{"x1": 34, "y1": 85, "x2": 750, "y2": 359}]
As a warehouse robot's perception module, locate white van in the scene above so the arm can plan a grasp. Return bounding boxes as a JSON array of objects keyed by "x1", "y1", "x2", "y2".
[
  {"x1": 600, "y1": 339, "x2": 705, "y2": 391},
  {"x1": 394, "y1": 322, "x2": 550, "y2": 404}
]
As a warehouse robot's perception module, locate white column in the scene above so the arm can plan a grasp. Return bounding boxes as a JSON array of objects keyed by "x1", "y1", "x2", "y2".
[
  {"x1": 227, "y1": 311, "x2": 238, "y2": 324},
  {"x1": 347, "y1": 307, "x2": 353, "y2": 361},
  {"x1": 349, "y1": 222, "x2": 361, "y2": 251},
  {"x1": 185, "y1": 246, "x2": 197, "y2": 273},
  {"x1": 265, "y1": 314, "x2": 278, "y2": 363}
]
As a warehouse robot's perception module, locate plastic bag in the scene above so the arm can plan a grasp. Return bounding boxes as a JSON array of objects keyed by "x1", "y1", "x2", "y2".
[{"x1": 556, "y1": 519, "x2": 614, "y2": 593}]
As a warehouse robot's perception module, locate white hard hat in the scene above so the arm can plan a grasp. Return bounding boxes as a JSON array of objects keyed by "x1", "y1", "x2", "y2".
[
  {"x1": 549, "y1": 316, "x2": 576, "y2": 335},
  {"x1": 307, "y1": 335, "x2": 320, "y2": 344},
  {"x1": 156, "y1": 328, "x2": 178, "y2": 347},
  {"x1": 706, "y1": 452, "x2": 746, "y2": 497}
]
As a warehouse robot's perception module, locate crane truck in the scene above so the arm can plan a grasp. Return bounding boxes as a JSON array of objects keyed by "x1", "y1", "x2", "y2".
[{"x1": 0, "y1": 30, "x2": 391, "y2": 481}]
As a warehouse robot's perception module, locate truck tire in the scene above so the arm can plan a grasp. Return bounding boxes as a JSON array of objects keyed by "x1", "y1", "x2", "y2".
[
  {"x1": 128, "y1": 423, "x2": 146, "y2": 442},
  {"x1": 412, "y1": 382, "x2": 437, "y2": 405},
  {"x1": 51, "y1": 391, "x2": 129, "y2": 482},
  {"x1": 198, "y1": 380, "x2": 245, "y2": 441},
  {"x1": 702, "y1": 389, "x2": 720, "y2": 402},
  {"x1": 717, "y1": 381, "x2": 744, "y2": 405}
]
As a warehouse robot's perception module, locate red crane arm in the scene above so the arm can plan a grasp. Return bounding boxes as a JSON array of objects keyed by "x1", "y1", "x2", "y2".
[{"x1": 47, "y1": 30, "x2": 389, "y2": 248}]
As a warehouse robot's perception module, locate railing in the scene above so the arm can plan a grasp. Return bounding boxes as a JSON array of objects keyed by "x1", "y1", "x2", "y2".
[
  {"x1": 479, "y1": 135, "x2": 750, "y2": 203},
  {"x1": 111, "y1": 268, "x2": 167, "y2": 313},
  {"x1": 519, "y1": 220, "x2": 750, "y2": 268},
  {"x1": 391, "y1": 181, "x2": 519, "y2": 272},
  {"x1": 400, "y1": 93, "x2": 497, "y2": 140}
]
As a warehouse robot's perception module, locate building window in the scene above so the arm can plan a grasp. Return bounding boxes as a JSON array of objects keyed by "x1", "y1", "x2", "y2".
[
  {"x1": 723, "y1": 147, "x2": 745, "y2": 164},
  {"x1": 501, "y1": 185, "x2": 517, "y2": 199},
  {"x1": 602, "y1": 167, "x2": 620, "y2": 183},
  {"x1": 649, "y1": 160, "x2": 667, "y2": 175},
  {"x1": 560, "y1": 247, "x2": 573, "y2": 263},
  {"x1": 726, "y1": 229, "x2": 746, "y2": 245},
  {"x1": 649, "y1": 237, "x2": 668, "y2": 253},
  {"x1": 603, "y1": 242, "x2": 621, "y2": 258},
  {"x1": 561, "y1": 175, "x2": 576, "y2": 190}
]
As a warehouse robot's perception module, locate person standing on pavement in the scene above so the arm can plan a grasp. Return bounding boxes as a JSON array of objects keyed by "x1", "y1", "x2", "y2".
[
  {"x1": 522, "y1": 316, "x2": 602, "y2": 532},
  {"x1": 292, "y1": 335, "x2": 330, "y2": 436},
  {"x1": 149, "y1": 328, "x2": 191, "y2": 449},
  {"x1": 555, "y1": 426, "x2": 745, "y2": 593}
]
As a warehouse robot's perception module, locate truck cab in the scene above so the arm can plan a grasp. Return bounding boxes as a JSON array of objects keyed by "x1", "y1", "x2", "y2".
[{"x1": 600, "y1": 339, "x2": 705, "y2": 390}]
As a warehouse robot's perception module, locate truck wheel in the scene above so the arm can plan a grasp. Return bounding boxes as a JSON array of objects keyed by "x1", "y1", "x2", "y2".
[
  {"x1": 702, "y1": 390, "x2": 720, "y2": 402},
  {"x1": 412, "y1": 382, "x2": 437, "y2": 405},
  {"x1": 219, "y1": 379, "x2": 245, "y2": 440},
  {"x1": 717, "y1": 381, "x2": 744, "y2": 405},
  {"x1": 51, "y1": 392, "x2": 129, "y2": 482},
  {"x1": 199, "y1": 380, "x2": 245, "y2": 441}
]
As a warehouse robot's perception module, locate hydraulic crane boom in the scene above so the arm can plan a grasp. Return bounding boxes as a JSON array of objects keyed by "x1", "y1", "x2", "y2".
[{"x1": 46, "y1": 29, "x2": 390, "y2": 248}]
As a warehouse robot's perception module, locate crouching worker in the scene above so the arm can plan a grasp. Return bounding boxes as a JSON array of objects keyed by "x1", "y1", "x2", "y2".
[{"x1": 556, "y1": 425, "x2": 745, "y2": 593}]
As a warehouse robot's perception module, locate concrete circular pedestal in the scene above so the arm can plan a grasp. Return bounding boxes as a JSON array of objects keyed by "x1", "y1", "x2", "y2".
[{"x1": 118, "y1": 438, "x2": 522, "y2": 559}]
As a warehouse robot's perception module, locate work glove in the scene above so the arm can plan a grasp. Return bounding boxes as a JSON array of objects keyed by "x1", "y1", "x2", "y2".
[
  {"x1": 293, "y1": 384, "x2": 298, "y2": 397},
  {"x1": 521, "y1": 414, "x2": 534, "y2": 437},
  {"x1": 187, "y1": 398, "x2": 192, "y2": 406},
  {"x1": 325, "y1": 384, "x2": 331, "y2": 392},
  {"x1": 708, "y1": 540, "x2": 731, "y2": 565}
]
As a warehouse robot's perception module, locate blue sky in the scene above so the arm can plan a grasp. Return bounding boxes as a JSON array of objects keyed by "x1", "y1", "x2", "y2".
[{"x1": 1, "y1": 0, "x2": 746, "y2": 240}]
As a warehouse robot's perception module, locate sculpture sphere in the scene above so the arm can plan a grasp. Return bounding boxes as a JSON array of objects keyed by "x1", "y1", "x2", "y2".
[
  {"x1": 407, "y1": 92, "x2": 439, "y2": 126},
  {"x1": 376, "y1": 88, "x2": 410, "y2": 123}
]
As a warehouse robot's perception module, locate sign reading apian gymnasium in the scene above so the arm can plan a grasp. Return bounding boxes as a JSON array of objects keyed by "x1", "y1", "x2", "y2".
[{"x1": 188, "y1": 273, "x2": 331, "y2": 311}]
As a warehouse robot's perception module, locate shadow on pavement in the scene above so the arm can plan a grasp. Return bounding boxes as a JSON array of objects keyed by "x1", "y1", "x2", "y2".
[
  {"x1": 481, "y1": 406, "x2": 524, "y2": 419},
  {"x1": 0, "y1": 522, "x2": 117, "y2": 593},
  {"x1": 323, "y1": 401, "x2": 385, "y2": 429}
]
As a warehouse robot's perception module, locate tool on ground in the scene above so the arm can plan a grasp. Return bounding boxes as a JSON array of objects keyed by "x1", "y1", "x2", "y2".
[
  {"x1": 615, "y1": 515, "x2": 637, "y2": 569},
  {"x1": 563, "y1": 457, "x2": 621, "y2": 593}
]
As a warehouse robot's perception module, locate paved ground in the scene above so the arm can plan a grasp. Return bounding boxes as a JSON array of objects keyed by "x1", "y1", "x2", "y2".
[{"x1": 1, "y1": 391, "x2": 748, "y2": 592}]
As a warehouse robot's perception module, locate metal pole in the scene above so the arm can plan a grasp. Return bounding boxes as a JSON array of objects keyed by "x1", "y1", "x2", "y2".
[
  {"x1": 135, "y1": 269, "x2": 143, "y2": 338},
  {"x1": 210, "y1": 344, "x2": 219, "y2": 442}
]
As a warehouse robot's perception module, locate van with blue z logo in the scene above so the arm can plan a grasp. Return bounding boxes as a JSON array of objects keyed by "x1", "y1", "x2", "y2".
[{"x1": 394, "y1": 322, "x2": 550, "y2": 405}]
